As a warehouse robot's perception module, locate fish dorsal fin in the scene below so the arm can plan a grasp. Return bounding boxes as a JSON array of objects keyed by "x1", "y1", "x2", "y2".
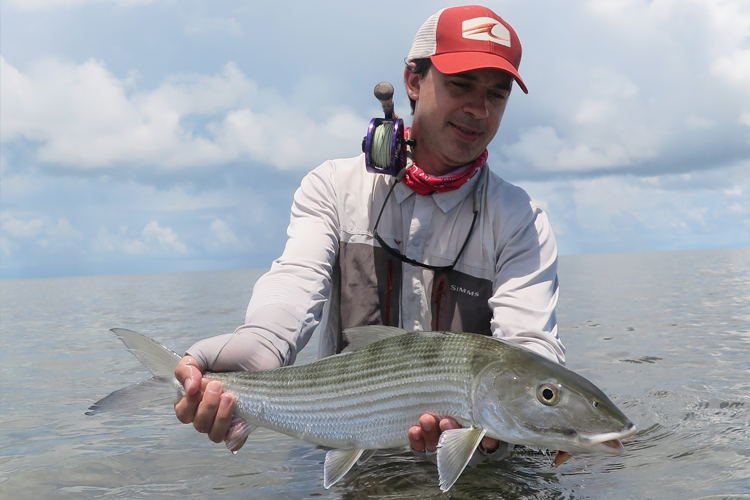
[
  {"x1": 324, "y1": 449, "x2": 364, "y2": 488},
  {"x1": 436, "y1": 426, "x2": 486, "y2": 492},
  {"x1": 341, "y1": 326, "x2": 411, "y2": 352},
  {"x1": 111, "y1": 328, "x2": 182, "y2": 379}
]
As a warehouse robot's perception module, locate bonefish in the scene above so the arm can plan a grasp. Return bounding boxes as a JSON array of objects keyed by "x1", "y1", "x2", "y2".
[{"x1": 88, "y1": 326, "x2": 636, "y2": 491}]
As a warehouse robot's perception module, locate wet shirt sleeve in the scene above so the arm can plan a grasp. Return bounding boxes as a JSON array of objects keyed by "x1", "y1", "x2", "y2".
[{"x1": 187, "y1": 163, "x2": 340, "y2": 370}]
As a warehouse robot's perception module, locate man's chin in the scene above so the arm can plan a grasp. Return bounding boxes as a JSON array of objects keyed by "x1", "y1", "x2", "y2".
[{"x1": 442, "y1": 149, "x2": 487, "y2": 169}]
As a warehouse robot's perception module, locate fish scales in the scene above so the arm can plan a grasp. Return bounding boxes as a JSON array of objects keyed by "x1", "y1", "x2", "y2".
[{"x1": 206, "y1": 331, "x2": 494, "y2": 448}]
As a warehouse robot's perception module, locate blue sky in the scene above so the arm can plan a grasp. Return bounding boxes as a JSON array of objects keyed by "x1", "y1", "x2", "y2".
[{"x1": 2, "y1": 0, "x2": 749, "y2": 280}]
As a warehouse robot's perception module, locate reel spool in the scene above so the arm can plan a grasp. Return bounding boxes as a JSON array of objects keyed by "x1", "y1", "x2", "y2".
[{"x1": 362, "y1": 82, "x2": 412, "y2": 176}]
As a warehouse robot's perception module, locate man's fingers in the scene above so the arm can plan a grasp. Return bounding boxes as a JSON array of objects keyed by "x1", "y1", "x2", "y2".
[
  {"x1": 193, "y1": 380, "x2": 222, "y2": 434},
  {"x1": 481, "y1": 437, "x2": 500, "y2": 452},
  {"x1": 174, "y1": 377, "x2": 208, "y2": 424},
  {"x1": 419, "y1": 414, "x2": 441, "y2": 452},
  {"x1": 439, "y1": 417, "x2": 461, "y2": 432},
  {"x1": 174, "y1": 396, "x2": 197, "y2": 424},
  {"x1": 409, "y1": 425, "x2": 425, "y2": 452},
  {"x1": 208, "y1": 393, "x2": 236, "y2": 443},
  {"x1": 175, "y1": 356, "x2": 202, "y2": 396}
]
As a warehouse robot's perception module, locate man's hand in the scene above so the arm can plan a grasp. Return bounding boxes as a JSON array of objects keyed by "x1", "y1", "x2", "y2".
[
  {"x1": 408, "y1": 414, "x2": 500, "y2": 453},
  {"x1": 174, "y1": 355, "x2": 239, "y2": 446}
]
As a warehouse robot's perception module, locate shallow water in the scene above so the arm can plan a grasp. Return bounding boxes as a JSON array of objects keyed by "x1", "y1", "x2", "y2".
[{"x1": 1, "y1": 248, "x2": 749, "y2": 499}]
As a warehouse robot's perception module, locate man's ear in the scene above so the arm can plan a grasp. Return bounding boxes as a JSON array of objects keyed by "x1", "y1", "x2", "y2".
[{"x1": 404, "y1": 67, "x2": 421, "y2": 101}]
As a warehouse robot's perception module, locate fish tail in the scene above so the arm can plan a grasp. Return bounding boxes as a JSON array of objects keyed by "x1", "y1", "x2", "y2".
[
  {"x1": 86, "y1": 377, "x2": 182, "y2": 415},
  {"x1": 110, "y1": 328, "x2": 183, "y2": 379},
  {"x1": 86, "y1": 329, "x2": 184, "y2": 415}
]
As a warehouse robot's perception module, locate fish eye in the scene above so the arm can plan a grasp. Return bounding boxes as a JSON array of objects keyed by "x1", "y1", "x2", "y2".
[
  {"x1": 593, "y1": 400, "x2": 599, "y2": 408},
  {"x1": 537, "y1": 383, "x2": 560, "y2": 406}
]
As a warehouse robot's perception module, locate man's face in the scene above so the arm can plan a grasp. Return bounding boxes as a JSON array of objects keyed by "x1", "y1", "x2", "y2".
[{"x1": 405, "y1": 65, "x2": 512, "y2": 175}]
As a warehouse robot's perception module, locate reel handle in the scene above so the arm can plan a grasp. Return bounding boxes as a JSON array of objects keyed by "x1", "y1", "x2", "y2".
[{"x1": 374, "y1": 82, "x2": 396, "y2": 120}]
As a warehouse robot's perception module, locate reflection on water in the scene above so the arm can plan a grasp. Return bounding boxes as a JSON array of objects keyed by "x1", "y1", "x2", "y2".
[{"x1": 1, "y1": 248, "x2": 749, "y2": 499}]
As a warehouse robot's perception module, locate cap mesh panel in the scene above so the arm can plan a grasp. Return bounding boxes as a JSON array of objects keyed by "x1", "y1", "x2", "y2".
[{"x1": 406, "y1": 8, "x2": 445, "y2": 62}]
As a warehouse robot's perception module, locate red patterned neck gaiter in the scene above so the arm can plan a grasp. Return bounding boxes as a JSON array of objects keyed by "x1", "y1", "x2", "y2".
[{"x1": 402, "y1": 149, "x2": 487, "y2": 196}]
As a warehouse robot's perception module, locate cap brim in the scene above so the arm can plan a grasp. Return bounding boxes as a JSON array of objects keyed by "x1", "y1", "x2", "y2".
[{"x1": 431, "y1": 52, "x2": 528, "y2": 94}]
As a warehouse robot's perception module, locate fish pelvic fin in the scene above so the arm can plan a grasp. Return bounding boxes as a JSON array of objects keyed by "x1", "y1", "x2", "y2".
[
  {"x1": 86, "y1": 377, "x2": 182, "y2": 415},
  {"x1": 111, "y1": 328, "x2": 182, "y2": 379},
  {"x1": 436, "y1": 426, "x2": 486, "y2": 492},
  {"x1": 225, "y1": 415, "x2": 257, "y2": 454},
  {"x1": 357, "y1": 449, "x2": 377, "y2": 465},
  {"x1": 323, "y1": 449, "x2": 364, "y2": 489}
]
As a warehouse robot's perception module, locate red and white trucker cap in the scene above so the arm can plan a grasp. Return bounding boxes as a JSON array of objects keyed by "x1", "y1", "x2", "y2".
[{"x1": 406, "y1": 5, "x2": 528, "y2": 94}]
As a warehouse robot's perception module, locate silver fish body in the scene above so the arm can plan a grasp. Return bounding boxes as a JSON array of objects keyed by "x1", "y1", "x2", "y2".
[
  {"x1": 209, "y1": 329, "x2": 483, "y2": 450},
  {"x1": 88, "y1": 327, "x2": 637, "y2": 491}
]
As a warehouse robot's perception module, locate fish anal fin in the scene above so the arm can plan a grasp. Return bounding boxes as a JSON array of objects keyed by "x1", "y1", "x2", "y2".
[
  {"x1": 357, "y1": 449, "x2": 377, "y2": 465},
  {"x1": 323, "y1": 449, "x2": 364, "y2": 488},
  {"x1": 436, "y1": 426, "x2": 486, "y2": 492},
  {"x1": 341, "y1": 326, "x2": 410, "y2": 352},
  {"x1": 225, "y1": 415, "x2": 257, "y2": 454}
]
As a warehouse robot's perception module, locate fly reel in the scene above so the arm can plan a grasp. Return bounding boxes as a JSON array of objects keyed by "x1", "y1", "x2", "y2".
[{"x1": 362, "y1": 82, "x2": 414, "y2": 176}]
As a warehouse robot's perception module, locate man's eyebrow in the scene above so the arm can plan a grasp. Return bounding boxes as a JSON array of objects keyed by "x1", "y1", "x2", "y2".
[
  {"x1": 451, "y1": 73, "x2": 513, "y2": 91},
  {"x1": 492, "y1": 80, "x2": 513, "y2": 92}
]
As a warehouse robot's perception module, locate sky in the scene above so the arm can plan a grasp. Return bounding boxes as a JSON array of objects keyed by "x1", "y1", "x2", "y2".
[{"x1": 1, "y1": 0, "x2": 749, "y2": 280}]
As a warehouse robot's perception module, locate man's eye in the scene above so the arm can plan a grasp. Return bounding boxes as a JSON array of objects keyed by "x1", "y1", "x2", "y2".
[{"x1": 451, "y1": 81, "x2": 470, "y2": 89}]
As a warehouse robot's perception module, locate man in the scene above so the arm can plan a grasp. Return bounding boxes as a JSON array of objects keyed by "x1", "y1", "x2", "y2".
[{"x1": 175, "y1": 5, "x2": 565, "y2": 458}]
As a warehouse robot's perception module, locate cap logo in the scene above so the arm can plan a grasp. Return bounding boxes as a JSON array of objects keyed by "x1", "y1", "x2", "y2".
[{"x1": 461, "y1": 17, "x2": 511, "y2": 47}]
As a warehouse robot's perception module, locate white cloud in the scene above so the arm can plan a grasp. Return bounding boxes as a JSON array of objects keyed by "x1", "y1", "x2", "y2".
[
  {"x1": 94, "y1": 221, "x2": 186, "y2": 255},
  {"x1": 4, "y1": 0, "x2": 155, "y2": 11},
  {"x1": 684, "y1": 206, "x2": 709, "y2": 226},
  {"x1": 685, "y1": 115, "x2": 716, "y2": 129},
  {"x1": 724, "y1": 186, "x2": 743, "y2": 196},
  {"x1": 184, "y1": 17, "x2": 242, "y2": 37},
  {"x1": 711, "y1": 49, "x2": 750, "y2": 90},
  {"x1": 38, "y1": 218, "x2": 82, "y2": 248},
  {"x1": 521, "y1": 159, "x2": 750, "y2": 252},
  {"x1": 208, "y1": 219, "x2": 247, "y2": 252},
  {"x1": 142, "y1": 221, "x2": 187, "y2": 253},
  {"x1": 728, "y1": 202, "x2": 745, "y2": 214},
  {"x1": 502, "y1": 126, "x2": 638, "y2": 172},
  {"x1": 1, "y1": 214, "x2": 81, "y2": 246},
  {"x1": 0, "y1": 57, "x2": 367, "y2": 171},
  {"x1": 2, "y1": 217, "x2": 45, "y2": 238},
  {"x1": 574, "y1": 99, "x2": 617, "y2": 125},
  {"x1": 210, "y1": 219, "x2": 239, "y2": 245},
  {"x1": 539, "y1": 0, "x2": 750, "y2": 177}
]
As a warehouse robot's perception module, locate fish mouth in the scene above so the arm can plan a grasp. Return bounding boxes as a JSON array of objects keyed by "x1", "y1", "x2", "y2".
[{"x1": 579, "y1": 423, "x2": 637, "y2": 455}]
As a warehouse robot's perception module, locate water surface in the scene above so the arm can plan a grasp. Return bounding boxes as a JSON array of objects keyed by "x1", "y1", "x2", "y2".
[{"x1": 1, "y1": 248, "x2": 749, "y2": 499}]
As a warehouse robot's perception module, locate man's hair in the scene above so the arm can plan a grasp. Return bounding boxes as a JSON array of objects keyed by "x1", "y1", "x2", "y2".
[{"x1": 405, "y1": 58, "x2": 432, "y2": 115}]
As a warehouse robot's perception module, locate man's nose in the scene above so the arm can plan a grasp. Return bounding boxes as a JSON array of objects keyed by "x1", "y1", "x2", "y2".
[{"x1": 463, "y1": 91, "x2": 490, "y2": 119}]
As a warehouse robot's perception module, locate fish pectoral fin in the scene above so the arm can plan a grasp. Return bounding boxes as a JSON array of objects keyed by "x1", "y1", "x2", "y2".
[
  {"x1": 323, "y1": 449, "x2": 364, "y2": 489},
  {"x1": 357, "y1": 449, "x2": 377, "y2": 465},
  {"x1": 436, "y1": 426, "x2": 486, "y2": 492},
  {"x1": 225, "y1": 415, "x2": 257, "y2": 454}
]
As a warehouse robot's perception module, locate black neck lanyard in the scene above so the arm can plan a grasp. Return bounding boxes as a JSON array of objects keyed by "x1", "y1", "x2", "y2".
[{"x1": 372, "y1": 170, "x2": 481, "y2": 272}]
